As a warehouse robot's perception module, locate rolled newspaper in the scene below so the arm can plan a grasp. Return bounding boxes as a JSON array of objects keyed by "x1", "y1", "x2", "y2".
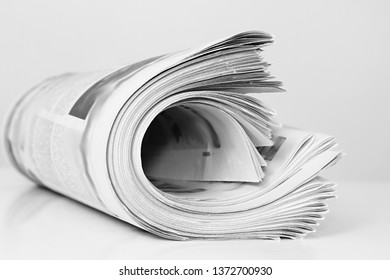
[{"x1": 4, "y1": 31, "x2": 342, "y2": 240}]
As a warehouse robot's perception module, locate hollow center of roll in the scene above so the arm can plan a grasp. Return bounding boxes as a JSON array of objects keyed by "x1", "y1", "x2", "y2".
[{"x1": 141, "y1": 103, "x2": 264, "y2": 196}]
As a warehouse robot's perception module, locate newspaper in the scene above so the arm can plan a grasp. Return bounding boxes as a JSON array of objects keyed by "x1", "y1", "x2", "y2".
[{"x1": 4, "y1": 31, "x2": 342, "y2": 240}]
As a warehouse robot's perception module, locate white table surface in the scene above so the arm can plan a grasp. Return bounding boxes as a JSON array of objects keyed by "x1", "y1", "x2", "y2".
[{"x1": 0, "y1": 167, "x2": 389, "y2": 260}]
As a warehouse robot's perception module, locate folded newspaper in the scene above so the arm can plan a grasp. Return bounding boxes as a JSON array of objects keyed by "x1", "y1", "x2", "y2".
[{"x1": 4, "y1": 31, "x2": 342, "y2": 240}]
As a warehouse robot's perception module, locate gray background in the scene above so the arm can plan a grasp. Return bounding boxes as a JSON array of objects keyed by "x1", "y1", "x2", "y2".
[{"x1": 1, "y1": 0, "x2": 389, "y2": 183}]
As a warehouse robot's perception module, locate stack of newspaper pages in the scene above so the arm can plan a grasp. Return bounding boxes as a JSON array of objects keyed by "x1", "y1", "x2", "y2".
[{"x1": 5, "y1": 31, "x2": 342, "y2": 240}]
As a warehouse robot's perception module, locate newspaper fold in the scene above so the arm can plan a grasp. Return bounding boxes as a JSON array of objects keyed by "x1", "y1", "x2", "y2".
[{"x1": 4, "y1": 31, "x2": 342, "y2": 240}]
